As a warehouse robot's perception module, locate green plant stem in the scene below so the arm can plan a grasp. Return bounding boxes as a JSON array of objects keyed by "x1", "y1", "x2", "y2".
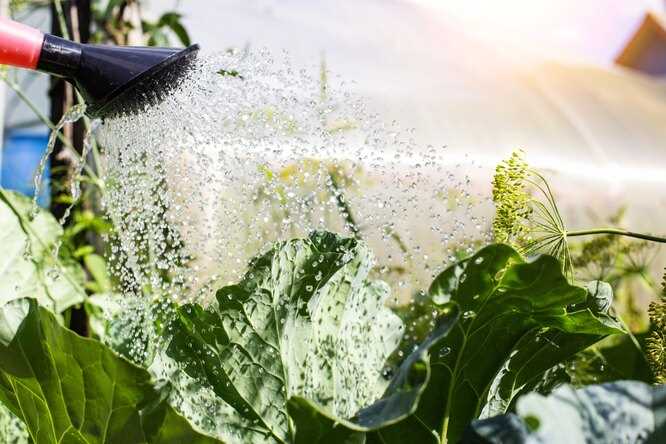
[
  {"x1": 53, "y1": 0, "x2": 70, "y2": 40},
  {"x1": 52, "y1": 0, "x2": 105, "y2": 188},
  {"x1": 567, "y1": 228, "x2": 666, "y2": 244},
  {"x1": 615, "y1": 313, "x2": 650, "y2": 366},
  {"x1": 328, "y1": 172, "x2": 361, "y2": 239}
]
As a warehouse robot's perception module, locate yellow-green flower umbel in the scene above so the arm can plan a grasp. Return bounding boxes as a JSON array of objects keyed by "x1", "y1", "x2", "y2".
[
  {"x1": 491, "y1": 150, "x2": 532, "y2": 246},
  {"x1": 647, "y1": 269, "x2": 666, "y2": 383}
]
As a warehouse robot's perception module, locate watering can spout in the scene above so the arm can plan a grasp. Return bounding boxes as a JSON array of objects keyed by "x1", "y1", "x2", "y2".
[{"x1": 0, "y1": 16, "x2": 198, "y2": 118}]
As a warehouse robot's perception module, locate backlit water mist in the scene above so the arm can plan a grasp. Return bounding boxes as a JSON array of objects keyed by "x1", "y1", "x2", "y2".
[{"x1": 97, "y1": 49, "x2": 489, "y2": 307}]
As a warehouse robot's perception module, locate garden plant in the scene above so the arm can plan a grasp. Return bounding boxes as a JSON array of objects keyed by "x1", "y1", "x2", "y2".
[
  {"x1": 1, "y1": 2, "x2": 666, "y2": 443},
  {"x1": 0, "y1": 149, "x2": 665, "y2": 443}
]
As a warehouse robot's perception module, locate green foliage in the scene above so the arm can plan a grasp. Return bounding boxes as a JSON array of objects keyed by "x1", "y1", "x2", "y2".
[
  {"x1": 60, "y1": 207, "x2": 114, "y2": 294},
  {"x1": 218, "y1": 69, "x2": 244, "y2": 79},
  {"x1": 253, "y1": 159, "x2": 365, "y2": 241},
  {"x1": 85, "y1": 292, "x2": 158, "y2": 367},
  {"x1": 84, "y1": 253, "x2": 113, "y2": 293},
  {"x1": 0, "y1": 226, "x2": 644, "y2": 443},
  {"x1": 570, "y1": 209, "x2": 660, "y2": 331},
  {"x1": 0, "y1": 189, "x2": 86, "y2": 313},
  {"x1": 560, "y1": 319, "x2": 653, "y2": 387},
  {"x1": 388, "y1": 289, "x2": 440, "y2": 368},
  {"x1": 8, "y1": 0, "x2": 28, "y2": 14},
  {"x1": 288, "y1": 304, "x2": 460, "y2": 443},
  {"x1": 163, "y1": 238, "x2": 622, "y2": 444},
  {"x1": 90, "y1": 1, "x2": 191, "y2": 46},
  {"x1": 410, "y1": 245, "x2": 622, "y2": 443},
  {"x1": 165, "y1": 232, "x2": 409, "y2": 442},
  {"x1": 142, "y1": 12, "x2": 191, "y2": 47},
  {"x1": 468, "y1": 381, "x2": 666, "y2": 443},
  {"x1": 0, "y1": 298, "x2": 220, "y2": 443},
  {"x1": 571, "y1": 230, "x2": 655, "y2": 286}
]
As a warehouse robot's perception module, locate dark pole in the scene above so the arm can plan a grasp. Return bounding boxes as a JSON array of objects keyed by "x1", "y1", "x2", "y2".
[{"x1": 49, "y1": 0, "x2": 92, "y2": 336}]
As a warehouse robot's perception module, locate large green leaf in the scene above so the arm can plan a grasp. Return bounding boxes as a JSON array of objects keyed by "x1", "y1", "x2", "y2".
[
  {"x1": 85, "y1": 292, "x2": 159, "y2": 367},
  {"x1": 563, "y1": 333, "x2": 654, "y2": 389},
  {"x1": 478, "y1": 329, "x2": 601, "y2": 418},
  {"x1": 467, "y1": 381, "x2": 666, "y2": 443},
  {"x1": 0, "y1": 189, "x2": 86, "y2": 312},
  {"x1": 288, "y1": 303, "x2": 460, "y2": 443},
  {"x1": 480, "y1": 280, "x2": 626, "y2": 416},
  {"x1": 83, "y1": 254, "x2": 113, "y2": 294},
  {"x1": 411, "y1": 244, "x2": 623, "y2": 443},
  {"x1": 0, "y1": 298, "x2": 220, "y2": 444},
  {"x1": 156, "y1": 297, "x2": 460, "y2": 444},
  {"x1": 166, "y1": 232, "x2": 407, "y2": 443},
  {"x1": 86, "y1": 292, "x2": 123, "y2": 343}
]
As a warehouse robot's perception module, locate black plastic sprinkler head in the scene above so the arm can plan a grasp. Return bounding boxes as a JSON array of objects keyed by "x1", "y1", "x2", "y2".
[{"x1": 0, "y1": 16, "x2": 199, "y2": 119}]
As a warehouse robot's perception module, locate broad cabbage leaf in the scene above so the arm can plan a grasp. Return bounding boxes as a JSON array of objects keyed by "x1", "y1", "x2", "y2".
[
  {"x1": 0, "y1": 189, "x2": 85, "y2": 312},
  {"x1": 0, "y1": 298, "x2": 220, "y2": 443}
]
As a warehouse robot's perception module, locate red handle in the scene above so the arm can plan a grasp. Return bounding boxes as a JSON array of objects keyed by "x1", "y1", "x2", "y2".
[{"x1": 0, "y1": 17, "x2": 44, "y2": 69}]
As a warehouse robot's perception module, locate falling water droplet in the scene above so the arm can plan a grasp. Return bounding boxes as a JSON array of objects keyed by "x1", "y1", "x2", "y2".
[
  {"x1": 32, "y1": 103, "x2": 87, "y2": 220},
  {"x1": 438, "y1": 346, "x2": 452, "y2": 358}
]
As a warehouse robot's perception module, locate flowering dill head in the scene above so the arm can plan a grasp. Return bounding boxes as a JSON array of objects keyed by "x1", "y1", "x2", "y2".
[
  {"x1": 491, "y1": 150, "x2": 574, "y2": 277},
  {"x1": 491, "y1": 150, "x2": 532, "y2": 246},
  {"x1": 647, "y1": 306, "x2": 666, "y2": 383},
  {"x1": 646, "y1": 268, "x2": 666, "y2": 383}
]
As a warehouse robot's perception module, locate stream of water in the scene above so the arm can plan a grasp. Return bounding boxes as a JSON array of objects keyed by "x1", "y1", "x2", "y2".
[{"x1": 96, "y1": 49, "x2": 489, "y2": 307}]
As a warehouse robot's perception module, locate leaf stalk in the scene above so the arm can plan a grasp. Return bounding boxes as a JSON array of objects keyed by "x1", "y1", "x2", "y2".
[{"x1": 567, "y1": 228, "x2": 666, "y2": 244}]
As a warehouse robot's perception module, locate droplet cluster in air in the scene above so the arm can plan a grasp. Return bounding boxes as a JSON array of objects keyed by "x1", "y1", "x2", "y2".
[{"x1": 97, "y1": 48, "x2": 489, "y2": 312}]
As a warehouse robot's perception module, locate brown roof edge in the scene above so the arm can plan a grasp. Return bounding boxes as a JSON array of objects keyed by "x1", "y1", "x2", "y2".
[{"x1": 615, "y1": 12, "x2": 666, "y2": 68}]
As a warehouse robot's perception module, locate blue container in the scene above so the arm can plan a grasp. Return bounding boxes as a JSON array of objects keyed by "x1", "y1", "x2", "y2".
[{"x1": 1, "y1": 132, "x2": 50, "y2": 207}]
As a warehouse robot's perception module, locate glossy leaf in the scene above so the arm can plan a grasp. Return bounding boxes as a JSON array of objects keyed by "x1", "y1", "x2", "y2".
[
  {"x1": 85, "y1": 292, "x2": 159, "y2": 367},
  {"x1": 288, "y1": 303, "x2": 460, "y2": 444},
  {"x1": 417, "y1": 244, "x2": 623, "y2": 443},
  {"x1": 0, "y1": 189, "x2": 86, "y2": 313},
  {"x1": 0, "y1": 298, "x2": 220, "y2": 444},
  {"x1": 565, "y1": 333, "x2": 654, "y2": 388},
  {"x1": 86, "y1": 292, "x2": 122, "y2": 342},
  {"x1": 480, "y1": 280, "x2": 626, "y2": 417},
  {"x1": 84, "y1": 254, "x2": 113, "y2": 293},
  {"x1": 159, "y1": 12, "x2": 191, "y2": 46},
  {"x1": 166, "y1": 232, "x2": 404, "y2": 443}
]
